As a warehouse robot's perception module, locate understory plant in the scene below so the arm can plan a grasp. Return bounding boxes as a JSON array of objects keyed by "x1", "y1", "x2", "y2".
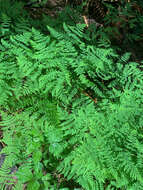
[{"x1": 0, "y1": 0, "x2": 143, "y2": 189}]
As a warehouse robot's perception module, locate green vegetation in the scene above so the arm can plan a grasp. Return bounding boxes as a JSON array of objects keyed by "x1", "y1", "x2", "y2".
[{"x1": 0, "y1": 0, "x2": 143, "y2": 189}]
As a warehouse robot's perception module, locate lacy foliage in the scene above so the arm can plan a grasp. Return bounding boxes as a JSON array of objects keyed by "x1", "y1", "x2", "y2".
[{"x1": 0, "y1": 0, "x2": 143, "y2": 189}]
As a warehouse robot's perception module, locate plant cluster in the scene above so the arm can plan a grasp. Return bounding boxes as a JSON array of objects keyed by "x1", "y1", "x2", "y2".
[{"x1": 0, "y1": 0, "x2": 143, "y2": 189}]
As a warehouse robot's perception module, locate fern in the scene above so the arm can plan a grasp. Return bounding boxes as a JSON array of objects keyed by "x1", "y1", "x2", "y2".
[{"x1": 0, "y1": 0, "x2": 143, "y2": 189}]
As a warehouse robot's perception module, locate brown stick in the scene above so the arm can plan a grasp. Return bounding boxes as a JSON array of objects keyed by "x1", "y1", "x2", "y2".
[
  {"x1": 82, "y1": 15, "x2": 89, "y2": 27},
  {"x1": 82, "y1": 91, "x2": 97, "y2": 104}
]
